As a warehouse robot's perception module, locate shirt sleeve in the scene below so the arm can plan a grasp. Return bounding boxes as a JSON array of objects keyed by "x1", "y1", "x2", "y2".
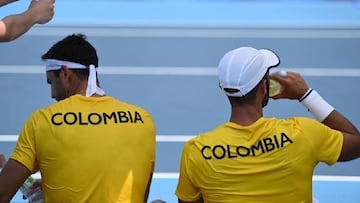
[
  {"x1": 299, "y1": 117, "x2": 343, "y2": 166},
  {"x1": 175, "y1": 140, "x2": 202, "y2": 201},
  {"x1": 10, "y1": 111, "x2": 40, "y2": 173}
]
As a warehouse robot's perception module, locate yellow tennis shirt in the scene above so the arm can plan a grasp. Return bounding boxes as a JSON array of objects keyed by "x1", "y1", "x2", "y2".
[
  {"x1": 176, "y1": 117, "x2": 343, "y2": 203},
  {"x1": 11, "y1": 95, "x2": 156, "y2": 203}
]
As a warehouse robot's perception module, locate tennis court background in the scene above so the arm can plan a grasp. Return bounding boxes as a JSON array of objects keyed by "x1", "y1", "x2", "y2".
[{"x1": 1, "y1": 0, "x2": 360, "y2": 202}]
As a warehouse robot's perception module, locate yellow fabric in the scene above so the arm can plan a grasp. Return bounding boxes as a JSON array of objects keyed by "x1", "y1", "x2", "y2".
[
  {"x1": 11, "y1": 95, "x2": 156, "y2": 203},
  {"x1": 176, "y1": 117, "x2": 343, "y2": 203}
]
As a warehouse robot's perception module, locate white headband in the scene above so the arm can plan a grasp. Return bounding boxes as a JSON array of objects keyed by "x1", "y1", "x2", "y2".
[{"x1": 46, "y1": 59, "x2": 105, "y2": 97}]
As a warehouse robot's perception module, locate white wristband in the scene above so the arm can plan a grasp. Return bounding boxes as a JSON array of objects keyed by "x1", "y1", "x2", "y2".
[{"x1": 300, "y1": 89, "x2": 335, "y2": 122}]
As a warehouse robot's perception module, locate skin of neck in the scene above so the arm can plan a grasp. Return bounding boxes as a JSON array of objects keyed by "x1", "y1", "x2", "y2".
[
  {"x1": 67, "y1": 78, "x2": 88, "y2": 97},
  {"x1": 229, "y1": 80, "x2": 267, "y2": 126},
  {"x1": 66, "y1": 75, "x2": 103, "y2": 98},
  {"x1": 60, "y1": 66, "x2": 87, "y2": 97}
]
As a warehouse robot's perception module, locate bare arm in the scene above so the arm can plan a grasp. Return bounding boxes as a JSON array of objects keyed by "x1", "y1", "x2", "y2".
[
  {"x1": 322, "y1": 111, "x2": 360, "y2": 161},
  {"x1": 143, "y1": 161, "x2": 155, "y2": 202},
  {"x1": 0, "y1": 0, "x2": 17, "y2": 7},
  {"x1": 0, "y1": 159, "x2": 31, "y2": 203},
  {"x1": 0, "y1": 0, "x2": 54, "y2": 42},
  {"x1": 144, "y1": 171, "x2": 153, "y2": 203},
  {"x1": 270, "y1": 71, "x2": 360, "y2": 161},
  {"x1": 0, "y1": 153, "x2": 6, "y2": 168}
]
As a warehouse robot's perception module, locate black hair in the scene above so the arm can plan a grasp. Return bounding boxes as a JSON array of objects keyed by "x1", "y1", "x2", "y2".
[
  {"x1": 226, "y1": 71, "x2": 269, "y2": 106},
  {"x1": 42, "y1": 33, "x2": 99, "y2": 80},
  {"x1": 42, "y1": 33, "x2": 98, "y2": 67}
]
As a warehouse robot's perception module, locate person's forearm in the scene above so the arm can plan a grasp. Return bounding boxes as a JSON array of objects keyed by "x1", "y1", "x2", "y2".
[
  {"x1": 0, "y1": 0, "x2": 54, "y2": 41},
  {"x1": 144, "y1": 174, "x2": 153, "y2": 203},
  {"x1": 323, "y1": 110, "x2": 360, "y2": 135},
  {"x1": 0, "y1": 11, "x2": 37, "y2": 42},
  {"x1": 0, "y1": 0, "x2": 17, "y2": 7},
  {"x1": 0, "y1": 159, "x2": 31, "y2": 203},
  {"x1": 300, "y1": 89, "x2": 360, "y2": 136}
]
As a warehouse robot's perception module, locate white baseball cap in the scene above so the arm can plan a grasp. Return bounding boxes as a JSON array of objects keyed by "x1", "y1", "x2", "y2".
[{"x1": 218, "y1": 47, "x2": 280, "y2": 97}]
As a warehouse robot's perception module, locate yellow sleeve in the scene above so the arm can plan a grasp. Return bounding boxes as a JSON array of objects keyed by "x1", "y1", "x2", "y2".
[
  {"x1": 175, "y1": 140, "x2": 202, "y2": 201},
  {"x1": 298, "y1": 117, "x2": 343, "y2": 165},
  {"x1": 10, "y1": 111, "x2": 40, "y2": 173}
]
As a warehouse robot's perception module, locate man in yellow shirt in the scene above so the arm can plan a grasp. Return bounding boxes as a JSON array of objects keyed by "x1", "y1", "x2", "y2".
[
  {"x1": 0, "y1": 0, "x2": 54, "y2": 42},
  {"x1": 175, "y1": 47, "x2": 360, "y2": 203},
  {"x1": 0, "y1": 33, "x2": 156, "y2": 203}
]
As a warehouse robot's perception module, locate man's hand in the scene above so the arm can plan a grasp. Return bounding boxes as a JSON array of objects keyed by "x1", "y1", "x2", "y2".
[
  {"x1": 30, "y1": 179, "x2": 42, "y2": 190},
  {"x1": 22, "y1": 179, "x2": 42, "y2": 201},
  {"x1": 269, "y1": 71, "x2": 310, "y2": 100},
  {"x1": 28, "y1": 0, "x2": 55, "y2": 24}
]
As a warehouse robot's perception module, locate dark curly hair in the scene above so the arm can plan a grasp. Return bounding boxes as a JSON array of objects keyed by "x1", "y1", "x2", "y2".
[{"x1": 41, "y1": 33, "x2": 98, "y2": 68}]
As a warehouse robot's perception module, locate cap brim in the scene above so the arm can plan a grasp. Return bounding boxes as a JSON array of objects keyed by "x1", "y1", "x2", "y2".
[{"x1": 259, "y1": 49, "x2": 280, "y2": 69}]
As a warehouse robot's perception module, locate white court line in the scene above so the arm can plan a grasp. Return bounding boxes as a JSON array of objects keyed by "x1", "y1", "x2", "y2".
[
  {"x1": 27, "y1": 26, "x2": 360, "y2": 39},
  {"x1": 154, "y1": 173, "x2": 360, "y2": 182},
  {"x1": 313, "y1": 175, "x2": 360, "y2": 182},
  {"x1": 156, "y1": 135, "x2": 195, "y2": 142},
  {"x1": 3, "y1": 135, "x2": 360, "y2": 182},
  {"x1": 30, "y1": 172, "x2": 360, "y2": 182},
  {"x1": 1, "y1": 66, "x2": 360, "y2": 77},
  {"x1": 0, "y1": 135, "x2": 195, "y2": 142},
  {"x1": 0, "y1": 135, "x2": 19, "y2": 142}
]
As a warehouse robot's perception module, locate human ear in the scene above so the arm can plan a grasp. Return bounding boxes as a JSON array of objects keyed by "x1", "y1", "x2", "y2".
[
  {"x1": 261, "y1": 79, "x2": 269, "y2": 94},
  {"x1": 60, "y1": 66, "x2": 71, "y2": 78}
]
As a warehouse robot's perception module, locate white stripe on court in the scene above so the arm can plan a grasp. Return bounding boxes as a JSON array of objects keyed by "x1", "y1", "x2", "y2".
[
  {"x1": 0, "y1": 135, "x2": 195, "y2": 142},
  {"x1": 153, "y1": 173, "x2": 179, "y2": 179},
  {"x1": 27, "y1": 26, "x2": 360, "y2": 39},
  {"x1": 154, "y1": 173, "x2": 360, "y2": 182},
  {"x1": 156, "y1": 135, "x2": 195, "y2": 142},
  {"x1": 3, "y1": 135, "x2": 360, "y2": 182},
  {"x1": 0, "y1": 135, "x2": 19, "y2": 142},
  {"x1": 30, "y1": 172, "x2": 360, "y2": 182},
  {"x1": 313, "y1": 175, "x2": 360, "y2": 182},
  {"x1": 1, "y1": 66, "x2": 360, "y2": 77}
]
